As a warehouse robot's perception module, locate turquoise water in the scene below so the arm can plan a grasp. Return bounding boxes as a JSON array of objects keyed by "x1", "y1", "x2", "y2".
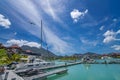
[{"x1": 47, "y1": 64, "x2": 120, "y2": 80}]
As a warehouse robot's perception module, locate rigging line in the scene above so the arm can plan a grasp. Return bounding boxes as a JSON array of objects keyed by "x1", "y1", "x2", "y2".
[
  {"x1": 41, "y1": 20, "x2": 48, "y2": 50},
  {"x1": 41, "y1": 22, "x2": 49, "y2": 55},
  {"x1": 42, "y1": 28, "x2": 47, "y2": 45},
  {"x1": 41, "y1": 20, "x2": 43, "y2": 48},
  {"x1": 42, "y1": 25, "x2": 49, "y2": 51}
]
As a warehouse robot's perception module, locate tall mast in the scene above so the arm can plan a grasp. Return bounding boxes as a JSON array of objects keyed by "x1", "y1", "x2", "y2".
[
  {"x1": 41, "y1": 20, "x2": 43, "y2": 48},
  {"x1": 41, "y1": 20, "x2": 49, "y2": 57}
]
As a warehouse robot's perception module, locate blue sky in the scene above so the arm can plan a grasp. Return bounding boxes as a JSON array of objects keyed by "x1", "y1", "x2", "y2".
[{"x1": 0, "y1": 0, "x2": 120, "y2": 55}]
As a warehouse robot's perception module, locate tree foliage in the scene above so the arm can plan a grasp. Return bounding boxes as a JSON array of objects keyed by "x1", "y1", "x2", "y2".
[{"x1": 0, "y1": 49, "x2": 25, "y2": 65}]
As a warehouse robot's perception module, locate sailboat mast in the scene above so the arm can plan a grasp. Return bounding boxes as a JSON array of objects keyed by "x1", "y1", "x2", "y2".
[{"x1": 41, "y1": 20, "x2": 43, "y2": 48}]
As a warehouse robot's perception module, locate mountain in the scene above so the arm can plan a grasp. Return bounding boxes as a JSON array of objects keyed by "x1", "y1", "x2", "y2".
[
  {"x1": 84, "y1": 52, "x2": 96, "y2": 55},
  {"x1": 73, "y1": 52, "x2": 101, "y2": 59},
  {"x1": 21, "y1": 46, "x2": 57, "y2": 58}
]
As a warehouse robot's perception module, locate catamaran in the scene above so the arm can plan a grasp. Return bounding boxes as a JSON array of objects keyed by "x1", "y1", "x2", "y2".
[{"x1": 14, "y1": 20, "x2": 55, "y2": 71}]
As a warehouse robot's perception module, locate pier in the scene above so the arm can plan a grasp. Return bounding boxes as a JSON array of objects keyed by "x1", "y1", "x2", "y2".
[
  {"x1": 2, "y1": 69, "x2": 68, "y2": 80},
  {"x1": 39, "y1": 62, "x2": 81, "y2": 70},
  {"x1": 13, "y1": 62, "x2": 81, "y2": 80},
  {"x1": 15, "y1": 62, "x2": 81, "y2": 73},
  {"x1": 23, "y1": 68, "x2": 68, "y2": 80}
]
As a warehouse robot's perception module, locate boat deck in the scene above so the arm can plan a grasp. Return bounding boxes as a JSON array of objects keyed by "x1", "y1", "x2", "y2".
[{"x1": 23, "y1": 68, "x2": 68, "y2": 80}]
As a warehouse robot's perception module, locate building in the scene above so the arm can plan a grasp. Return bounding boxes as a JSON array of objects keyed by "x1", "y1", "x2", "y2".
[{"x1": 7, "y1": 44, "x2": 22, "y2": 54}]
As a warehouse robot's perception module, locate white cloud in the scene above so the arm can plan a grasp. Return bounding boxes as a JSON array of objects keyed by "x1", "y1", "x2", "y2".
[
  {"x1": 116, "y1": 30, "x2": 120, "y2": 34},
  {"x1": 38, "y1": 0, "x2": 64, "y2": 22},
  {"x1": 70, "y1": 9, "x2": 88, "y2": 22},
  {"x1": 36, "y1": 0, "x2": 69, "y2": 29},
  {"x1": 25, "y1": 42, "x2": 41, "y2": 48},
  {"x1": 7, "y1": 0, "x2": 73, "y2": 54},
  {"x1": 6, "y1": 39, "x2": 41, "y2": 48},
  {"x1": 103, "y1": 30, "x2": 115, "y2": 43},
  {"x1": 14, "y1": 32, "x2": 17, "y2": 35},
  {"x1": 0, "y1": 14, "x2": 11, "y2": 28},
  {"x1": 111, "y1": 45, "x2": 120, "y2": 50},
  {"x1": 80, "y1": 38, "x2": 97, "y2": 46},
  {"x1": 100, "y1": 25, "x2": 104, "y2": 31},
  {"x1": 103, "y1": 30, "x2": 120, "y2": 43},
  {"x1": 44, "y1": 27, "x2": 73, "y2": 54},
  {"x1": 103, "y1": 30, "x2": 115, "y2": 36},
  {"x1": 103, "y1": 36, "x2": 115, "y2": 43},
  {"x1": 113, "y1": 18, "x2": 117, "y2": 22}
]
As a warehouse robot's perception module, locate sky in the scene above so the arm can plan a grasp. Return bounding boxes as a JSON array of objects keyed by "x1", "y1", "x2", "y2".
[{"x1": 0, "y1": 0, "x2": 120, "y2": 55}]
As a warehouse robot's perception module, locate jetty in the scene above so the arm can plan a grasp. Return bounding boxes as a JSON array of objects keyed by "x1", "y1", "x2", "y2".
[
  {"x1": 1, "y1": 68, "x2": 67, "y2": 80},
  {"x1": 23, "y1": 68, "x2": 68, "y2": 80},
  {"x1": 39, "y1": 61, "x2": 81, "y2": 70},
  {"x1": 15, "y1": 62, "x2": 81, "y2": 73},
  {"x1": 2, "y1": 62, "x2": 82, "y2": 80}
]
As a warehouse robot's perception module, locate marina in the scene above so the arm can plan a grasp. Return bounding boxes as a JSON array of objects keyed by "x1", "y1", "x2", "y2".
[
  {"x1": 23, "y1": 68, "x2": 68, "y2": 80},
  {"x1": 0, "y1": 0, "x2": 120, "y2": 80},
  {"x1": 15, "y1": 61, "x2": 82, "y2": 74},
  {"x1": 47, "y1": 64, "x2": 120, "y2": 80},
  {"x1": 1, "y1": 59, "x2": 120, "y2": 80},
  {"x1": 1, "y1": 68, "x2": 68, "y2": 80}
]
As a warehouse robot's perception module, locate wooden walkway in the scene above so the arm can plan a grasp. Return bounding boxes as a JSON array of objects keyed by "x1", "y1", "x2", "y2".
[{"x1": 23, "y1": 68, "x2": 68, "y2": 80}]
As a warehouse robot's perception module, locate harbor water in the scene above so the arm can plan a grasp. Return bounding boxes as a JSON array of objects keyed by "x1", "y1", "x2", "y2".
[{"x1": 47, "y1": 64, "x2": 120, "y2": 80}]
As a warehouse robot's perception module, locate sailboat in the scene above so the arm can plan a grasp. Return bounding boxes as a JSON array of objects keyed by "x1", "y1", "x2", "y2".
[{"x1": 14, "y1": 20, "x2": 55, "y2": 71}]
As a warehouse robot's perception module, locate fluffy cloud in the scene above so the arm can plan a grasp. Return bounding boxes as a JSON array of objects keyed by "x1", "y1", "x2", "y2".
[
  {"x1": 103, "y1": 30, "x2": 115, "y2": 36},
  {"x1": 99, "y1": 25, "x2": 104, "y2": 31},
  {"x1": 6, "y1": 39, "x2": 41, "y2": 48},
  {"x1": 111, "y1": 45, "x2": 120, "y2": 50},
  {"x1": 103, "y1": 36, "x2": 115, "y2": 43},
  {"x1": 103, "y1": 30, "x2": 120, "y2": 43},
  {"x1": 0, "y1": 14, "x2": 11, "y2": 28},
  {"x1": 70, "y1": 9, "x2": 88, "y2": 22}
]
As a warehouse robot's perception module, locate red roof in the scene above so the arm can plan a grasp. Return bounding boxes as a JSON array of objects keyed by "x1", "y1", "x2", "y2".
[
  {"x1": 10, "y1": 44, "x2": 20, "y2": 48},
  {"x1": 26, "y1": 50, "x2": 32, "y2": 53}
]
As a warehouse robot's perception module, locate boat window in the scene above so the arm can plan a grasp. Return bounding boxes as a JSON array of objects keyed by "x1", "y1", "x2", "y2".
[
  {"x1": 47, "y1": 63, "x2": 50, "y2": 65},
  {"x1": 35, "y1": 64, "x2": 39, "y2": 66},
  {"x1": 27, "y1": 65, "x2": 33, "y2": 67}
]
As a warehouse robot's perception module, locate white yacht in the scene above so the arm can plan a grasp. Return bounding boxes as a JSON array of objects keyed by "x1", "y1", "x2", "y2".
[
  {"x1": 15, "y1": 58, "x2": 55, "y2": 71},
  {"x1": 15, "y1": 21, "x2": 55, "y2": 71},
  {"x1": 81, "y1": 55, "x2": 95, "y2": 63}
]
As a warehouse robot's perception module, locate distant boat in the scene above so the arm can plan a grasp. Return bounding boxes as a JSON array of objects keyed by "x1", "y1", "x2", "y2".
[{"x1": 81, "y1": 55, "x2": 95, "y2": 63}]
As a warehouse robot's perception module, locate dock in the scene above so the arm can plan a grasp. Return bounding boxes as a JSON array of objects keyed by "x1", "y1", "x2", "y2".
[
  {"x1": 15, "y1": 62, "x2": 81, "y2": 74},
  {"x1": 38, "y1": 61, "x2": 81, "y2": 70},
  {"x1": 2, "y1": 69, "x2": 67, "y2": 80},
  {"x1": 23, "y1": 68, "x2": 68, "y2": 80}
]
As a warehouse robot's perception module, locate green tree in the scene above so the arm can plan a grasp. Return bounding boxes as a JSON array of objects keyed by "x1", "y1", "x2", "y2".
[
  {"x1": 0, "y1": 49, "x2": 8, "y2": 65},
  {"x1": 0, "y1": 49, "x2": 23, "y2": 65}
]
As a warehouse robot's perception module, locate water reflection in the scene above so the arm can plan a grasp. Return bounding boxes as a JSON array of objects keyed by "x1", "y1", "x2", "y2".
[
  {"x1": 47, "y1": 73, "x2": 68, "y2": 80},
  {"x1": 83, "y1": 64, "x2": 91, "y2": 70}
]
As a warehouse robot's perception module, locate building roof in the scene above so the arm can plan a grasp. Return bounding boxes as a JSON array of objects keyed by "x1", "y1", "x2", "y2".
[
  {"x1": 9, "y1": 44, "x2": 20, "y2": 49},
  {"x1": 26, "y1": 50, "x2": 32, "y2": 53}
]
